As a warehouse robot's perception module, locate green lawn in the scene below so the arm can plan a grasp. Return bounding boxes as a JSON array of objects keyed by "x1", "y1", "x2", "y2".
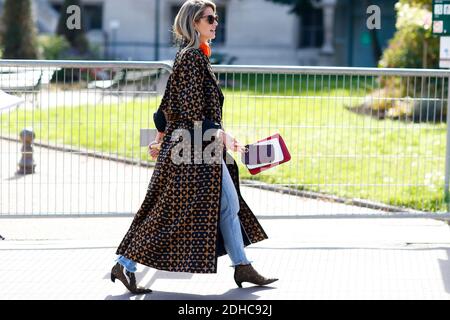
[{"x1": 1, "y1": 74, "x2": 447, "y2": 212}]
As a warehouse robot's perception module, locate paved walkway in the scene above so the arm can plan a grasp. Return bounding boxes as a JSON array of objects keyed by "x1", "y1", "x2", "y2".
[
  {"x1": 2, "y1": 138, "x2": 450, "y2": 299},
  {"x1": 1, "y1": 217, "x2": 450, "y2": 300}
]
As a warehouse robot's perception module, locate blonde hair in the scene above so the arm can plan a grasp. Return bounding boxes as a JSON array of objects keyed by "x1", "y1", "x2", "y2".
[{"x1": 172, "y1": 0, "x2": 216, "y2": 55}]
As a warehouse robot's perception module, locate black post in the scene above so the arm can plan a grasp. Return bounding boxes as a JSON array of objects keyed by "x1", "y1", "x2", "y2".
[{"x1": 17, "y1": 128, "x2": 36, "y2": 174}]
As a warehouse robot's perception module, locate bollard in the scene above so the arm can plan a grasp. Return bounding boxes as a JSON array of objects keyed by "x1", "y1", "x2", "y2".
[{"x1": 17, "y1": 128, "x2": 36, "y2": 175}]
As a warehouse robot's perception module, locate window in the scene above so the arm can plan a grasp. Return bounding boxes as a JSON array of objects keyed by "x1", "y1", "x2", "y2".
[
  {"x1": 170, "y1": 5, "x2": 226, "y2": 45},
  {"x1": 214, "y1": 6, "x2": 226, "y2": 45},
  {"x1": 51, "y1": 2, "x2": 103, "y2": 31},
  {"x1": 83, "y1": 4, "x2": 103, "y2": 30},
  {"x1": 299, "y1": 7, "x2": 323, "y2": 48}
]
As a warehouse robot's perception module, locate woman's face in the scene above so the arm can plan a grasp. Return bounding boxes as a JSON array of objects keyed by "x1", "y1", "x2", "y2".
[{"x1": 195, "y1": 6, "x2": 219, "y2": 43}]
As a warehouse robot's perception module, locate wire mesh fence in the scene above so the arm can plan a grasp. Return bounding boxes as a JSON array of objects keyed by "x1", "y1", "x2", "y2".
[{"x1": 1, "y1": 61, "x2": 450, "y2": 218}]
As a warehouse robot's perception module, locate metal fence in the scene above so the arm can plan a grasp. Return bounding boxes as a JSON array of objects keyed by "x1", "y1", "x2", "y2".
[{"x1": 2, "y1": 60, "x2": 450, "y2": 219}]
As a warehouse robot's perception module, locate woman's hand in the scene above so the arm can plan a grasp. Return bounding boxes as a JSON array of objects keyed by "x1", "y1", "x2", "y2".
[
  {"x1": 148, "y1": 132, "x2": 165, "y2": 160},
  {"x1": 218, "y1": 129, "x2": 246, "y2": 154},
  {"x1": 148, "y1": 141, "x2": 161, "y2": 160}
]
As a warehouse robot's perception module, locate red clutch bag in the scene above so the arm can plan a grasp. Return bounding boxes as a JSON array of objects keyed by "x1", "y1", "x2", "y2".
[{"x1": 241, "y1": 133, "x2": 291, "y2": 175}]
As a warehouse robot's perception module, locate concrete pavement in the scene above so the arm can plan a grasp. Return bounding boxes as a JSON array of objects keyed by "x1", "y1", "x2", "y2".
[
  {"x1": 1, "y1": 217, "x2": 450, "y2": 300},
  {"x1": 2, "y1": 134, "x2": 450, "y2": 300}
]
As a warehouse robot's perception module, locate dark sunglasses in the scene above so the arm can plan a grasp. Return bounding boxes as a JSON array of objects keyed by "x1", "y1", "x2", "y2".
[{"x1": 200, "y1": 14, "x2": 219, "y2": 24}]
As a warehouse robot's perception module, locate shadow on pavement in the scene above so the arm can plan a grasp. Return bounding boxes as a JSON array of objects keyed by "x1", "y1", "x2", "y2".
[
  {"x1": 105, "y1": 267, "x2": 277, "y2": 300},
  {"x1": 105, "y1": 286, "x2": 276, "y2": 300},
  {"x1": 5, "y1": 172, "x2": 28, "y2": 181}
]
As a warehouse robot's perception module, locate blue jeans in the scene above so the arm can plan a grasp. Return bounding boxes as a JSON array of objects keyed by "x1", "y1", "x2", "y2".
[
  {"x1": 117, "y1": 160, "x2": 251, "y2": 272},
  {"x1": 219, "y1": 159, "x2": 252, "y2": 267}
]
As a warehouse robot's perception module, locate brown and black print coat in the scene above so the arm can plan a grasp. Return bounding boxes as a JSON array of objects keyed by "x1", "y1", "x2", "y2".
[{"x1": 116, "y1": 47, "x2": 268, "y2": 273}]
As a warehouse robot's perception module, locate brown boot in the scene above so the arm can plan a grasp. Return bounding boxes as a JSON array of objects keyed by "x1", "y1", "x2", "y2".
[
  {"x1": 234, "y1": 264, "x2": 278, "y2": 288},
  {"x1": 110, "y1": 262, "x2": 152, "y2": 294}
]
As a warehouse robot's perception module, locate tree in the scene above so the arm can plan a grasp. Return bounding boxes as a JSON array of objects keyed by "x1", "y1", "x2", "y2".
[
  {"x1": 1, "y1": 0, "x2": 38, "y2": 59},
  {"x1": 379, "y1": 0, "x2": 437, "y2": 69},
  {"x1": 56, "y1": 0, "x2": 89, "y2": 54},
  {"x1": 402, "y1": 0, "x2": 430, "y2": 9},
  {"x1": 373, "y1": 0, "x2": 441, "y2": 121}
]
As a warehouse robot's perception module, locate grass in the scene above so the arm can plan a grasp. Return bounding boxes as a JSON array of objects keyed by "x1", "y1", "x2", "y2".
[{"x1": 1, "y1": 74, "x2": 448, "y2": 212}]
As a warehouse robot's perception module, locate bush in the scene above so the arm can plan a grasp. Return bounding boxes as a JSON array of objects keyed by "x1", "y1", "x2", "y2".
[
  {"x1": 349, "y1": 0, "x2": 448, "y2": 122},
  {"x1": 37, "y1": 35, "x2": 71, "y2": 60},
  {"x1": 368, "y1": 0, "x2": 447, "y2": 122},
  {"x1": 36, "y1": 35, "x2": 103, "y2": 83},
  {"x1": 37, "y1": 35, "x2": 103, "y2": 82},
  {"x1": 379, "y1": 2, "x2": 438, "y2": 70}
]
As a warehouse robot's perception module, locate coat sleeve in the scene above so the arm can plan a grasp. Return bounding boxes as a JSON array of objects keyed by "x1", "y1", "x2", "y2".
[
  {"x1": 152, "y1": 75, "x2": 171, "y2": 133},
  {"x1": 153, "y1": 107, "x2": 167, "y2": 133},
  {"x1": 176, "y1": 49, "x2": 221, "y2": 134}
]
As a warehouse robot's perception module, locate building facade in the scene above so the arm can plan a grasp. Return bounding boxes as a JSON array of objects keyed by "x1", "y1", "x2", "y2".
[{"x1": 2, "y1": 0, "x2": 398, "y2": 66}]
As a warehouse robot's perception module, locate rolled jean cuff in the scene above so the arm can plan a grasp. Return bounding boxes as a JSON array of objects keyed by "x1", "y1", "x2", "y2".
[
  {"x1": 230, "y1": 259, "x2": 253, "y2": 268},
  {"x1": 116, "y1": 255, "x2": 137, "y2": 273}
]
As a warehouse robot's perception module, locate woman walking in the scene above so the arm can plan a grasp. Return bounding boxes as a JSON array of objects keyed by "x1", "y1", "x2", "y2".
[{"x1": 111, "y1": 0, "x2": 278, "y2": 294}]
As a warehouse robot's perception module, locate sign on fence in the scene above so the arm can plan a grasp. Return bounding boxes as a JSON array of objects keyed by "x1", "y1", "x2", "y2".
[
  {"x1": 433, "y1": 1, "x2": 450, "y2": 67},
  {"x1": 440, "y1": 36, "x2": 450, "y2": 68},
  {"x1": 433, "y1": 0, "x2": 450, "y2": 35}
]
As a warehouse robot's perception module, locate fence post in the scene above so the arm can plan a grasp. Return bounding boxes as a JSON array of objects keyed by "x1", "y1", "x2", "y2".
[{"x1": 445, "y1": 76, "x2": 450, "y2": 212}]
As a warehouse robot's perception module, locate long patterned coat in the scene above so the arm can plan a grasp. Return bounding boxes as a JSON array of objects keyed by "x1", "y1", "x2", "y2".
[{"x1": 116, "y1": 47, "x2": 268, "y2": 273}]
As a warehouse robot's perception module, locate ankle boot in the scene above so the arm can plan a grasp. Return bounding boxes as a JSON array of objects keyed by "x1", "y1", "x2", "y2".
[
  {"x1": 234, "y1": 264, "x2": 278, "y2": 288},
  {"x1": 110, "y1": 262, "x2": 152, "y2": 294}
]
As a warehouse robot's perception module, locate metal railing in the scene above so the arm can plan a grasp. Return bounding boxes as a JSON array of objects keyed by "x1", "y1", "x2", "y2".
[{"x1": 2, "y1": 60, "x2": 450, "y2": 219}]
